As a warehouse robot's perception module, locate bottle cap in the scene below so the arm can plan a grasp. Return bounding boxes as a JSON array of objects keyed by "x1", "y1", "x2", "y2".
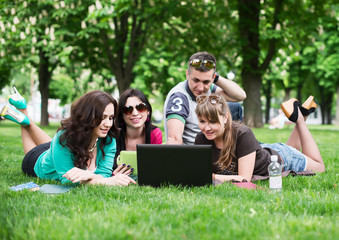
[{"x1": 271, "y1": 155, "x2": 278, "y2": 162}]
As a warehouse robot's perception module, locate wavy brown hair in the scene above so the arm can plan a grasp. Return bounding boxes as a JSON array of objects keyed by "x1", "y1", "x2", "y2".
[
  {"x1": 58, "y1": 90, "x2": 118, "y2": 169},
  {"x1": 195, "y1": 94, "x2": 240, "y2": 170}
]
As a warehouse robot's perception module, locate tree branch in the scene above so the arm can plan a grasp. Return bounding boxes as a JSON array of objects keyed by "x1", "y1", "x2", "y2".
[
  {"x1": 259, "y1": 0, "x2": 284, "y2": 72},
  {"x1": 101, "y1": 30, "x2": 117, "y2": 74}
]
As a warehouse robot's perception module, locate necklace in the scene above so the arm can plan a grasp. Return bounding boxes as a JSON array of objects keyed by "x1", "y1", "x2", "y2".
[{"x1": 89, "y1": 138, "x2": 98, "y2": 153}]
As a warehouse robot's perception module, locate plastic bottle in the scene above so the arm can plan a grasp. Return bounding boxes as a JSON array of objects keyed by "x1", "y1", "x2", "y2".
[{"x1": 268, "y1": 155, "x2": 282, "y2": 192}]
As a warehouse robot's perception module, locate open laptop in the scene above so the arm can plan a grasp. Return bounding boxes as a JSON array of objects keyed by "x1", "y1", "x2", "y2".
[{"x1": 137, "y1": 144, "x2": 212, "y2": 187}]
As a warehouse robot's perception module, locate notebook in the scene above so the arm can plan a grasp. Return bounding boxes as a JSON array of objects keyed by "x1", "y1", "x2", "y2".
[
  {"x1": 39, "y1": 184, "x2": 75, "y2": 194},
  {"x1": 137, "y1": 144, "x2": 212, "y2": 187}
]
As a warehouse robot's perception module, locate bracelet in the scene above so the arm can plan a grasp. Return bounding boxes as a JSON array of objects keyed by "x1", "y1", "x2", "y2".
[
  {"x1": 213, "y1": 72, "x2": 219, "y2": 83},
  {"x1": 212, "y1": 173, "x2": 216, "y2": 180}
]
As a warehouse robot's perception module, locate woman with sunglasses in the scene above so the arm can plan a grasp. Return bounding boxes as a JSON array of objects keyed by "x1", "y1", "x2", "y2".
[
  {"x1": 1, "y1": 89, "x2": 136, "y2": 186},
  {"x1": 194, "y1": 94, "x2": 325, "y2": 182},
  {"x1": 115, "y1": 89, "x2": 162, "y2": 168}
]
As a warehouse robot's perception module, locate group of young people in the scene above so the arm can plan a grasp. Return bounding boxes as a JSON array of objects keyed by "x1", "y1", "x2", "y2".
[{"x1": 1, "y1": 51, "x2": 325, "y2": 186}]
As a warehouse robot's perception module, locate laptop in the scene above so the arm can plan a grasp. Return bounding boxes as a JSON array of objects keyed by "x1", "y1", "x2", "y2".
[{"x1": 137, "y1": 144, "x2": 212, "y2": 187}]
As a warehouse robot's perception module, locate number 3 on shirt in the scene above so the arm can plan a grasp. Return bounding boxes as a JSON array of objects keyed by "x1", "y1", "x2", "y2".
[{"x1": 171, "y1": 97, "x2": 183, "y2": 112}]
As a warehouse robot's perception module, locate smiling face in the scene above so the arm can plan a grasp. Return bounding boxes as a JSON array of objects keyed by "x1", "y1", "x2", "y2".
[
  {"x1": 92, "y1": 103, "x2": 114, "y2": 139},
  {"x1": 198, "y1": 114, "x2": 227, "y2": 142},
  {"x1": 122, "y1": 96, "x2": 149, "y2": 130},
  {"x1": 187, "y1": 68, "x2": 214, "y2": 97}
]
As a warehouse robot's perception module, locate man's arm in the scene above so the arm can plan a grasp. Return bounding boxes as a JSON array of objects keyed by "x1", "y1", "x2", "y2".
[
  {"x1": 164, "y1": 92, "x2": 190, "y2": 145},
  {"x1": 166, "y1": 118, "x2": 185, "y2": 144},
  {"x1": 214, "y1": 75, "x2": 246, "y2": 102}
]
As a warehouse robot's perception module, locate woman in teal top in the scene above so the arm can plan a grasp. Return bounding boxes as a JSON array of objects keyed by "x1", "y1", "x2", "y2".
[{"x1": 2, "y1": 89, "x2": 136, "y2": 186}]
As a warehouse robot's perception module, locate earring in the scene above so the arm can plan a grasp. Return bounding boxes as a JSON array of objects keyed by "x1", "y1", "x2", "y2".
[{"x1": 147, "y1": 116, "x2": 149, "y2": 122}]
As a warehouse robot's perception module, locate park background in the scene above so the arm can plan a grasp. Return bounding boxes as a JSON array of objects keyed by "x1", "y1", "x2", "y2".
[
  {"x1": 0, "y1": 0, "x2": 338, "y2": 127},
  {"x1": 0, "y1": 1, "x2": 338, "y2": 239}
]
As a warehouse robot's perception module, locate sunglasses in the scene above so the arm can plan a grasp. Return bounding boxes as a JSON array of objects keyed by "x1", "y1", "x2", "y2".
[
  {"x1": 190, "y1": 59, "x2": 216, "y2": 70},
  {"x1": 196, "y1": 95, "x2": 221, "y2": 105},
  {"x1": 122, "y1": 103, "x2": 147, "y2": 115}
]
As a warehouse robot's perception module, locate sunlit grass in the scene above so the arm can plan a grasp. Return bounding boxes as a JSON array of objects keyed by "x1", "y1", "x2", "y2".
[{"x1": 0, "y1": 121, "x2": 338, "y2": 240}]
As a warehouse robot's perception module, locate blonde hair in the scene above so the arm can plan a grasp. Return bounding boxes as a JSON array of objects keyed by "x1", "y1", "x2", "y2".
[{"x1": 195, "y1": 94, "x2": 238, "y2": 171}]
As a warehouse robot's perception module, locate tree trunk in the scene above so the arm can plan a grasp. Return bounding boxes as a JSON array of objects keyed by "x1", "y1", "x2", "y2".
[
  {"x1": 320, "y1": 100, "x2": 326, "y2": 125},
  {"x1": 115, "y1": 70, "x2": 133, "y2": 95},
  {"x1": 296, "y1": 84, "x2": 302, "y2": 102},
  {"x1": 238, "y1": 0, "x2": 283, "y2": 127},
  {"x1": 264, "y1": 81, "x2": 272, "y2": 124},
  {"x1": 38, "y1": 49, "x2": 51, "y2": 126},
  {"x1": 326, "y1": 94, "x2": 333, "y2": 125},
  {"x1": 284, "y1": 88, "x2": 291, "y2": 101},
  {"x1": 243, "y1": 73, "x2": 263, "y2": 127},
  {"x1": 238, "y1": 0, "x2": 263, "y2": 128}
]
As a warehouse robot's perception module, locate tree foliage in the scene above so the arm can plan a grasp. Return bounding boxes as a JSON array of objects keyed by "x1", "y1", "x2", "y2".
[
  {"x1": 0, "y1": 0, "x2": 338, "y2": 126},
  {"x1": 0, "y1": 0, "x2": 75, "y2": 125}
]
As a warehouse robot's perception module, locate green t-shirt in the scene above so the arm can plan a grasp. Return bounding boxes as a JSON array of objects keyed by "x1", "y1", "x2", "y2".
[{"x1": 34, "y1": 130, "x2": 116, "y2": 184}]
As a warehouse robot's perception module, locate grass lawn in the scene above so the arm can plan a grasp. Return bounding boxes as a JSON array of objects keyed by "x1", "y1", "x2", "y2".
[{"x1": 0, "y1": 121, "x2": 338, "y2": 240}]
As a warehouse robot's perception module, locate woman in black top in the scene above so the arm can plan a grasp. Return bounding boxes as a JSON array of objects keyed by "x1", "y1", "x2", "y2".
[{"x1": 194, "y1": 94, "x2": 325, "y2": 182}]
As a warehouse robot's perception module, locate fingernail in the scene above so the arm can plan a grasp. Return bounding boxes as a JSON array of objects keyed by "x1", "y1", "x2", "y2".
[
  {"x1": 127, "y1": 165, "x2": 130, "y2": 168},
  {"x1": 131, "y1": 168, "x2": 134, "y2": 171},
  {"x1": 122, "y1": 164, "x2": 126, "y2": 166}
]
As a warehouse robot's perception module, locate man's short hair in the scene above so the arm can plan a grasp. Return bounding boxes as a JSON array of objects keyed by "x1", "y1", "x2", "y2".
[{"x1": 188, "y1": 51, "x2": 217, "y2": 74}]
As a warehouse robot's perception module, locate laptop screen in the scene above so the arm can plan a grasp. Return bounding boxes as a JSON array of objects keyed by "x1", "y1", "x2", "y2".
[{"x1": 137, "y1": 144, "x2": 212, "y2": 187}]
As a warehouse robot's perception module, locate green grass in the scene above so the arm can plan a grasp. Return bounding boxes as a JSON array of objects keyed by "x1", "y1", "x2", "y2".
[{"x1": 1, "y1": 121, "x2": 338, "y2": 240}]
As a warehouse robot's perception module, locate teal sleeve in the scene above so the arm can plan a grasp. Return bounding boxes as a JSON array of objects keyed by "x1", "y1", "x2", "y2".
[
  {"x1": 51, "y1": 132, "x2": 76, "y2": 184},
  {"x1": 50, "y1": 133, "x2": 115, "y2": 183},
  {"x1": 95, "y1": 137, "x2": 116, "y2": 178}
]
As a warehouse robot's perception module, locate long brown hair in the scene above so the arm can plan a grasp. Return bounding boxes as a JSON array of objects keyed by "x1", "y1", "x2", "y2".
[
  {"x1": 58, "y1": 90, "x2": 118, "y2": 169},
  {"x1": 195, "y1": 94, "x2": 239, "y2": 170}
]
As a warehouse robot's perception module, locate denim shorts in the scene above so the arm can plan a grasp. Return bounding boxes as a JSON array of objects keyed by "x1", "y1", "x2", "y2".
[{"x1": 260, "y1": 143, "x2": 307, "y2": 172}]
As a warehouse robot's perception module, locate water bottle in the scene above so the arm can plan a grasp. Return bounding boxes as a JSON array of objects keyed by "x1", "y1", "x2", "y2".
[{"x1": 268, "y1": 155, "x2": 282, "y2": 192}]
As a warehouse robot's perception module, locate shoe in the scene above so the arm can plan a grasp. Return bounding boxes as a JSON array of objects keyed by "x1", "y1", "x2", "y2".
[
  {"x1": 300, "y1": 95, "x2": 317, "y2": 116},
  {"x1": 280, "y1": 98, "x2": 299, "y2": 123},
  {"x1": 8, "y1": 87, "x2": 27, "y2": 109},
  {"x1": 0, "y1": 105, "x2": 30, "y2": 126}
]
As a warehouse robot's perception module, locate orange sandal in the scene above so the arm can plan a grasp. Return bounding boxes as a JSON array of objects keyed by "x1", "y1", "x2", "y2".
[
  {"x1": 281, "y1": 98, "x2": 299, "y2": 122},
  {"x1": 300, "y1": 96, "x2": 317, "y2": 116}
]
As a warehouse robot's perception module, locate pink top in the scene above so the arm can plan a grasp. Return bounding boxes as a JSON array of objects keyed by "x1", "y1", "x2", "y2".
[{"x1": 151, "y1": 127, "x2": 163, "y2": 144}]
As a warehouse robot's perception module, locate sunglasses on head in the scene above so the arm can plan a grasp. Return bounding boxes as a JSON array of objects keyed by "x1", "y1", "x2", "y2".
[
  {"x1": 190, "y1": 59, "x2": 216, "y2": 70},
  {"x1": 196, "y1": 95, "x2": 222, "y2": 105},
  {"x1": 122, "y1": 103, "x2": 147, "y2": 115}
]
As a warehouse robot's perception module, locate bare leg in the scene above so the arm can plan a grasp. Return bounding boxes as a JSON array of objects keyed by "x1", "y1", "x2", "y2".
[
  {"x1": 286, "y1": 114, "x2": 308, "y2": 151},
  {"x1": 293, "y1": 108, "x2": 325, "y2": 172},
  {"x1": 17, "y1": 109, "x2": 52, "y2": 154},
  {"x1": 286, "y1": 125, "x2": 301, "y2": 151}
]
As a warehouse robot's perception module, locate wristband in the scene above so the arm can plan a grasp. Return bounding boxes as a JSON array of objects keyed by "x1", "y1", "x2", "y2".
[{"x1": 213, "y1": 72, "x2": 219, "y2": 83}]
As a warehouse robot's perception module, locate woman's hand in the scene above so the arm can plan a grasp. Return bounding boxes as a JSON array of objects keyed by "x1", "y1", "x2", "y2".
[
  {"x1": 63, "y1": 167, "x2": 96, "y2": 183},
  {"x1": 214, "y1": 174, "x2": 244, "y2": 184},
  {"x1": 214, "y1": 151, "x2": 256, "y2": 183},
  {"x1": 113, "y1": 164, "x2": 133, "y2": 176},
  {"x1": 105, "y1": 173, "x2": 136, "y2": 186}
]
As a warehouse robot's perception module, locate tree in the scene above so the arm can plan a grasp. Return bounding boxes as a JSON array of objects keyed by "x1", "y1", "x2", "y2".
[
  {"x1": 0, "y1": 1, "x2": 74, "y2": 125},
  {"x1": 237, "y1": 0, "x2": 284, "y2": 127},
  {"x1": 66, "y1": 0, "x2": 177, "y2": 94},
  {"x1": 133, "y1": 1, "x2": 240, "y2": 99},
  {"x1": 277, "y1": 0, "x2": 339, "y2": 124}
]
